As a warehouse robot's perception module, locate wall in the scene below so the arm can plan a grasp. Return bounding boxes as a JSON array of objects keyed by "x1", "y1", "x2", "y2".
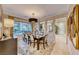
[
  {"x1": 0, "y1": 31, "x2": 1, "y2": 38},
  {"x1": 0, "y1": 22, "x2": 2, "y2": 38},
  {"x1": 47, "y1": 31, "x2": 55, "y2": 45}
]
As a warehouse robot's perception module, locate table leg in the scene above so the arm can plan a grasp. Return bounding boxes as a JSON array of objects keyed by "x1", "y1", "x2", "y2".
[{"x1": 37, "y1": 39, "x2": 39, "y2": 50}]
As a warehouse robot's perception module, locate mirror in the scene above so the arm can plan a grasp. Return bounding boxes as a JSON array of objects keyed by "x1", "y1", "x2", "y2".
[{"x1": 72, "y1": 6, "x2": 77, "y2": 48}]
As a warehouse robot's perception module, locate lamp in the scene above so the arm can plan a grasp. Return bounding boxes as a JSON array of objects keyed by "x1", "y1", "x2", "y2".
[
  {"x1": 4, "y1": 18, "x2": 14, "y2": 27},
  {"x1": 29, "y1": 18, "x2": 38, "y2": 22}
]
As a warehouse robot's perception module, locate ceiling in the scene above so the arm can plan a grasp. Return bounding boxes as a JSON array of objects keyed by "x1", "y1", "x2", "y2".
[{"x1": 2, "y1": 4, "x2": 71, "y2": 19}]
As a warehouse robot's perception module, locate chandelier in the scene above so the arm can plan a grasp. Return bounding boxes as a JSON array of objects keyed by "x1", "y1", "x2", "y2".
[{"x1": 29, "y1": 13, "x2": 38, "y2": 22}]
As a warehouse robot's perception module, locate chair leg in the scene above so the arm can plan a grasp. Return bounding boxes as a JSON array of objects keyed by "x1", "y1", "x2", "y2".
[
  {"x1": 26, "y1": 39, "x2": 27, "y2": 42},
  {"x1": 28, "y1": 40, "x2": 30, "y2": 45},
  {"x1": 30, "y1": 40, "x2": 31, "y2": 46},
  {"x1": 28, "y1": 39, "x2": 29, "y2": 44},
  {"x1": 23, "y1": 38, "x2": 25, "y2": 42},
  {"x1": 33, "y1": 39, "x2": 35, "y2": 48},
  {"x1": 46, "y1": 40, "x2": 48, "y2": 46},
  {"x1": 25, "y1": 38, "x2": 27, "y2": 43}
]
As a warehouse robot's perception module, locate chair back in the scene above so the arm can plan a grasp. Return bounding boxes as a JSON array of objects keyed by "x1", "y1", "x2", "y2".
[
  {"x1": 44, "y1": 34, "x2": 48, "y2": 40},
  {"x1": 30, "y1": 34, "x2": 34, "y2": 40}
]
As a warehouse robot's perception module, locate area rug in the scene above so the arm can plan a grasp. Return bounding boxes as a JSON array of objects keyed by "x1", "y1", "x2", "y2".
[{"x1": 28, "y1": 41, "x2": 55, "y2": 55}]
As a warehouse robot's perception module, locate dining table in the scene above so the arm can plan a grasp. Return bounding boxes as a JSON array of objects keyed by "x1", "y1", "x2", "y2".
[{"x1": 34, "y1": 35, "x2": 45, "y2": 50}]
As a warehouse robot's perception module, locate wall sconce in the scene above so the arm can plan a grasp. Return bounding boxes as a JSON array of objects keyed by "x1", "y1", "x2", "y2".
[{"x1": 4, "y1": 18, "x2": 14, "y2": 27}]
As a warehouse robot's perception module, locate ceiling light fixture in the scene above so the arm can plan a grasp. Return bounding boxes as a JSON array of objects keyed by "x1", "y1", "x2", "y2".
[{"x1": 29, "y1": 13, "x2": 38, "y2": 22}]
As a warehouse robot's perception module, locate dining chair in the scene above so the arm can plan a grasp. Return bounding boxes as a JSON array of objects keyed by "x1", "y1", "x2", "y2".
[
  {"x1": 40, "y1": 35, "x2": 48, "y2": 49},
  {"x1": 33, "y1": 35, "x2": 38, "y2": 48},
  {"x1": 23, "y1": 33, "x2": 28, "y2": 43},
  {"x1": 29, "y1": 34, "x2": 34, "y2": 46}
]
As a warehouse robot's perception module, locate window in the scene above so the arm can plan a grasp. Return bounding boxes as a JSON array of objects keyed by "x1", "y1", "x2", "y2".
[
  {"x1": 47, "y1": 20, "x2": 53, "y2": 33},
  {"x1": 39, "y1": 22, "x2": 46, "y2": 35},
  {"x1": 13, "y1": 21, "x2": 32, "y2": 37},
  {"x1": 55, "y1": 17, "x2": 66, "y2": 35}
]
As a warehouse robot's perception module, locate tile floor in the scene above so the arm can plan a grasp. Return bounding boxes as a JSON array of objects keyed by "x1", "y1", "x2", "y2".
[
  {"x1": 51, "y1": 35, "x2": 70, "y2": 55},
  {"x1": 51, "y1": 35, "x2": 79, "y2": 55}
]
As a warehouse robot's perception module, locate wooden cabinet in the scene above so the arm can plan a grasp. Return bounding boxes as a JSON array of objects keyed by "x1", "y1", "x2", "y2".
[{"x1": 0, "y1": 5, "x2": 14, "y2": 40}]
